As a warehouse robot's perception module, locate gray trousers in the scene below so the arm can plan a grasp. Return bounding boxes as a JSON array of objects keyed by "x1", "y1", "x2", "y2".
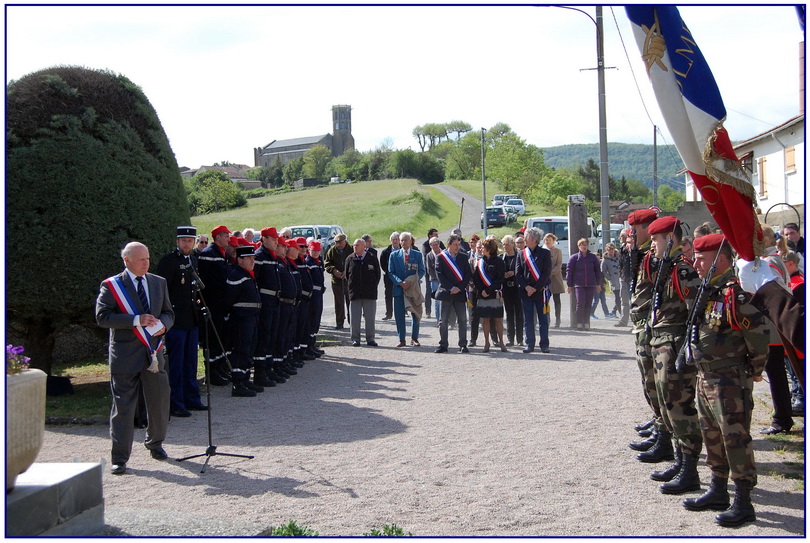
[
  {"x1": 439, "y1": 297, "x2": 468, "y2": 348},
  {"x1": 350, "y1": 298, "x2": 377, "y2": 343},
  {"x1": 110, "y1": 351, "x2": 170, "y2": 464}
]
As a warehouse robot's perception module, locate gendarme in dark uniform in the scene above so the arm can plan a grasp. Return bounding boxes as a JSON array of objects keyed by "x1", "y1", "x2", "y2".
[
  {"x1": 305, "y1": 240, "x2": 326, "y2": 358},
  {"x1": 155, "y1": 226, "x2": 207, "y2": 417}
]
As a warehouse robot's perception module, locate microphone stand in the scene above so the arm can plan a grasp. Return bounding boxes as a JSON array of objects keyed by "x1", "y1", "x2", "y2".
[{"x1": 176, "y1": 276, "x2": 254, "y2": 473}]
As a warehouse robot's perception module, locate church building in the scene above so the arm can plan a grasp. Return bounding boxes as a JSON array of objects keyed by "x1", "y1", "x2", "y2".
[{"x1": 254, "y1": 105, "x2": 355, "y2": 167}]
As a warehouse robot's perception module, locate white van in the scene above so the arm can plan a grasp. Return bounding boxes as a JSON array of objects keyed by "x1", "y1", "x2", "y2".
[
  {"x1": 597, "y1": 223, "x2": 627, "y2": 245},
  {"x1": 524, "y1": 215, "x2": 599, "y2": 269}
]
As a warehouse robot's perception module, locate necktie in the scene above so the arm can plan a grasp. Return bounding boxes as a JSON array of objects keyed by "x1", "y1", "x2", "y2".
[
  {"x1": 405, "y1": 251, "x2": 409, "y2": 265},
  {"x1": 136, "y1": 276, "x2": 150, "y2": 314}
]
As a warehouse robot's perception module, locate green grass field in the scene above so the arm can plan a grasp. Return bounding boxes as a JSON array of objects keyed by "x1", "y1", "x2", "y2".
[{"x1": 192, "y1": 179, "x2": 459, "y2": 245}]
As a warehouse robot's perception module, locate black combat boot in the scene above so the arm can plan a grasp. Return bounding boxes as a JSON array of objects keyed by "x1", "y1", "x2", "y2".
[
  {"x1": 231, "y1": 375, "x2": 257, "y2": 397},
  {"x1": 630, "y1": 429, "x2": 658, "y2": 451},
  {"x1": 208, "y1": 365, "x2": 230, "y2": 386},
  {"x1": 637, "y1": 432, "x2": 675, "y2": 463},
  {"x1": 715, "y1": 479, "x2": 756, "y2": 527},
  {"x1": 651, "y1": 446, "x2": 682, "y2": 482},
  {"x1": 253, "y1": 363, "x2": 277, "y2": 387},
  {"x1": 683, "y1": 475, "x2": 730, "y2": 511},
  {"x1": 270, "y1": 366, "x2": 288, "y2": 383},
  {"x1": 660, "y1": 453, "x2": 701, "y2": 494},
  {"x1": 243, "y1": 371, "x2": 264, "y2": 393},
  {"x1": 635, "y1": 418, "x2": 655, "y2": 432}
]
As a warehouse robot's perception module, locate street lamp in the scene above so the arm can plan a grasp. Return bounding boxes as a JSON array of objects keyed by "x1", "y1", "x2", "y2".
[{"x1": 556, "y1": 6, "x2": 611, "y2": 252}]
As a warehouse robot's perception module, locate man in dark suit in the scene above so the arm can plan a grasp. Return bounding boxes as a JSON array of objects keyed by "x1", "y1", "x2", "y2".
[
  {"x1": 379, "y1": 232, "x2": 400, "y2": 321},
  {"x1": 516, "y1": 227, "x2": 552, "y2": 353},
  {"x1": 435, "y1": 234, "x2": 471, "y2": 353},
  {"x1": 96, "y1": 241, "x2": 174, "y2": 475}
]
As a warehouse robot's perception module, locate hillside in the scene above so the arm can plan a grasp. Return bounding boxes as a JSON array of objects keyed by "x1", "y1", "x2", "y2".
[{"x1": 541, "y1": 142, "x2": 684, "y2": 191}]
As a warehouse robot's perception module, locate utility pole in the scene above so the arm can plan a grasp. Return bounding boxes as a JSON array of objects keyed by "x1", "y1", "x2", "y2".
[
  {"x1": 481, "y1": 127, "x2": 487, "y2": 238},
  {"x1": 596, "y1": 6, "x2": 610, "y2": 253}
]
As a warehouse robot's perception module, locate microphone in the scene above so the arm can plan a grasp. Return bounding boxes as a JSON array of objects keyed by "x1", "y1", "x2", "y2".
[{"x1": 188, "y1": 265, "x2": 206, "y2": 290}]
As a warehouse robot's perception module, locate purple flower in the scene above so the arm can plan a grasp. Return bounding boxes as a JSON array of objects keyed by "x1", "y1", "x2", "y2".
[{"x1": 11, "y1": 346, "x2": 25, "y2": 355}]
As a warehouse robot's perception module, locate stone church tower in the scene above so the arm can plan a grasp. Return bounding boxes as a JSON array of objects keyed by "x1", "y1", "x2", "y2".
[{"x1": 331, "y1": 105, "x2": 354, "y2": 156}]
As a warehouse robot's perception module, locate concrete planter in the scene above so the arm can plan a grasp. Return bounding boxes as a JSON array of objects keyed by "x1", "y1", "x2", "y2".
[{"x1": 7, "y1": 368, "x2": 47, "y2": 492}]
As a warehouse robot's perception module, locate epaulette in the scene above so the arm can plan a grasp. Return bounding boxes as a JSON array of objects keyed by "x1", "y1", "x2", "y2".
[{"x1": 723, "y1": 278, "x2": 751, "y2": 330}]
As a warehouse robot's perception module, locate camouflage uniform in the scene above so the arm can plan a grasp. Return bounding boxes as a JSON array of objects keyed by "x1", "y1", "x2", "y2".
[
  {"x1": 691, "y1": 269, "x2": 769, "y2": 483},
  {"x1": 649, "y1": 248, "x2": 702, "y2": 456},
  {"x1": 630, "y1": 240, "x2": 662, "y2": 427}
]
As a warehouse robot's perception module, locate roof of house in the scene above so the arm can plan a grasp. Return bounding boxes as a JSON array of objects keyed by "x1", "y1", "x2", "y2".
[
  {"x1": 262, "y1": 134, "x2": 330, "y2": 151},
  {"x1": 733, "y1": 114, "x2": 804, "y2": 149}
]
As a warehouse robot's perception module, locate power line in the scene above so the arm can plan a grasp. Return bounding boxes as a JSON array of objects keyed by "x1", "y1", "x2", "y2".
[{"x1": 609, "y1": 7, "x2": 657, "y2": 128}]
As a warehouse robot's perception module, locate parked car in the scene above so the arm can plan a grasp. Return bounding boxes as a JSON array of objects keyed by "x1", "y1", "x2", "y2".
[
  {"x1": 491, "y1": 193, "x2": 518, "y2": 206},
  {"x1": 284, "y1": 224, "x2": 345, "y2": 252},
  {"x1": 501, "y1": 205, "x2": 518, "y2": 223},
  {"x1": 481, "y1": 206, "x2": 508, "y2": 228},
  {"x1": 505, "y1": 198, "x2": 526, "y2": 215}
]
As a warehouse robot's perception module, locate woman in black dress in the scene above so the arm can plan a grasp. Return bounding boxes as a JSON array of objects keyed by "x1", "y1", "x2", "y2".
[{"x1": 473, "y1": 238, "x2": 507, "y2": 352}]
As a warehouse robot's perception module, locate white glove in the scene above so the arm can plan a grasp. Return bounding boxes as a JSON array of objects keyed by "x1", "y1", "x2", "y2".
[{"x1": 735, "y1": 257, "x2": 782, "y2": 294}]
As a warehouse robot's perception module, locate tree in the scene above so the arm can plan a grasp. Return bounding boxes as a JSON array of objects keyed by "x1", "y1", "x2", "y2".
[
  {"x1": 330, "y1": 148, "x2": 363, "y2": 181},
  {"x1": 445, "y1": 120, "x2": 473, "y2": 141},
  {"x1": 444, "y1": 132, "x2": 482, "y2": 180},
  {"x1": 282, "y1": 156, "x2": 305, "y2": 185},
  {"x1": 486, "y1": 133, "x2": 546, "y2": 193},
  {"x1": 6, "y1": 66, "x2": 190, "y2": 374},
  {"x1": 187, "y1": 170, "x2": 247, "y2": 214},
  {"x1": 413, "y1": 125, "x2": 426, "y2": 151},
  {"x1": 422, "y1": 123, "x2": 448, "y2": 150},
  {"x1": 302, "y1": 144, "x2": 333, "y2": 181},
  {"x1": 657, "y1": 184, "x2": 685, "y2": 212},
  {"x1": 487, "y1": 122, "x2": 513, "y2": 142}
]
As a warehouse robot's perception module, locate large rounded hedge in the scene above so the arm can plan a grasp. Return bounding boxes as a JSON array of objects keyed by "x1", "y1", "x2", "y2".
[{"x1": 7, "y1": 66, "x2": 190, "y2": 373}]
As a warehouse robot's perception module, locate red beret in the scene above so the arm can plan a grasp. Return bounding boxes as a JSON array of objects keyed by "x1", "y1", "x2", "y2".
[
  {"x1": 693, "y1": 233, "x2": 726, "y2": 253},
  {"x1": 261, "y1": 227, "x2": 278, "y2": 239},
  {"x1": 309, "y1": 240, "x2": 322, "y2": 251},
  {"x1": 647, "y1": 216, "x2": 681, "y2": 236},
  {"x1": 628, "y1": 209, "x2": 657, "y2": 226},
  {"x1": 238, "y1": 237, "x2": 253, "y2": 246},
  {"x1": 228, "y1": 236, "x2": 240, "y2": 247},
  {"x1": 295, "y1": 236, "x2": 307, "y2": 246},
  {"x1": 211, "y1": 225, "x2": 231, "y2": 237}
]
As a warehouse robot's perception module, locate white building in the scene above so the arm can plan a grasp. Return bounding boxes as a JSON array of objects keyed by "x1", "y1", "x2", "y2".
[{"x1": 684, "y1": 115, "x2": 805, "y2": 227}]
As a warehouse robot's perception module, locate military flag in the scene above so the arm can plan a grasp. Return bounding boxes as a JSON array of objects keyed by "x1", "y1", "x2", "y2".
[{"x1": 625, "y1": 6, "x2": 764, "y2": 260}]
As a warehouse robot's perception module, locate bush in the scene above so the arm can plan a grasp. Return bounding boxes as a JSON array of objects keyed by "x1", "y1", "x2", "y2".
[
  {"x1": 6, "y1": 66, "x2": 189, "y2": 374},
  {"x1": 265, "y1": 520, "x2": 319, "y2": 537},
  {"x1": 363, "y1": 524, "x2": 414, "y2": 537}
]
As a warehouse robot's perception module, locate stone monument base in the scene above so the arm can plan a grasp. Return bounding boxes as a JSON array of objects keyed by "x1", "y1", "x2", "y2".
[{"x1": 6, "y1": 463, "x2": 104, "y2": 537}]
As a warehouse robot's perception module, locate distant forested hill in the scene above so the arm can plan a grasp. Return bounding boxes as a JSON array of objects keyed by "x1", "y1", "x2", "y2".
[{"x1": 542, "y1": 143, "x2": 685, "y2": 191}]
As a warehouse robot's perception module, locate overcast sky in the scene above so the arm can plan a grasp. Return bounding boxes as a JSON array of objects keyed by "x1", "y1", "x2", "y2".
[{"x1": 5, "y1": 4, "x2": 804, "y2": 169}]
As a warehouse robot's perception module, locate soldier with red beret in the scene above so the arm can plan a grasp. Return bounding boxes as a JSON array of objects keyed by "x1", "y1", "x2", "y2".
[
  {"x1": 643, "y1": 216, "x2": 703, "y2": 492},
  {"x1": 224, "y1": 245, "x2": 263, "y2": 397},
  {"x1": 682, "y1": 233, "x2": 769, "y2": 528},
  {"x1": 252, "y1": 227, "x2": 284, "y2": 387},
  {"x1": 626, "y1": 209, "x2": 668, "y2": 458}
]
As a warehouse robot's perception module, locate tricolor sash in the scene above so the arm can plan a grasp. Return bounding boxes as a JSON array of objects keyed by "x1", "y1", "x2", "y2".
[
  {"x1": 439, "y1": 250, "x2": 464, "y2": 283},
  {"x1": 523, "y1": 247, "x2": 541, "y2": 282},
  {"x1": 477, "y1": 258, "x2": 493, "y2": 287},
  {"x1": 104, "y1": 276, "x2": 163, "y2": 372}
]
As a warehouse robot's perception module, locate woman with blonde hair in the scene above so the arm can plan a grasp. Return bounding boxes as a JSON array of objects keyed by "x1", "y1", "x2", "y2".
[
  {"x1": 500, "y1": 235, "x2": 523, "y2": 346},
  {"x1": 543, "y1": 233, "x2": 565, "y2": 328}
]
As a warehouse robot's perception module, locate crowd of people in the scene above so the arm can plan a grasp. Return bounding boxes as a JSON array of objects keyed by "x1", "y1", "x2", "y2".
[
  {"x1": 623, "y1": 210, "x2": 805, "y2": 528},
  {"x1": 94, "y1": 214, "x2": 805, "y2": 519}
]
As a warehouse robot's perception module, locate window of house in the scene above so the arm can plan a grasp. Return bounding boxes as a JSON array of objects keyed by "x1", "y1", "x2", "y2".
[
  {"x1": 739, "y1": 152, "x2": 753, "y2": 175},
  {"x1": 785, "y1": 146, "x2": 796, "y2": 173},
  {"x1": 757, "y1": 156, "x2": 767, "y2": 197}
]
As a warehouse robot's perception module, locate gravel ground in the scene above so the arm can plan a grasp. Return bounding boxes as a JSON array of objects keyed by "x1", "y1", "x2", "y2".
[
  {"x1": 34, "y1": 189, "x2": 804, "y2": 537},
  {"x1": 37, "y1": 302, "x2": 804, "y2": 537}
]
